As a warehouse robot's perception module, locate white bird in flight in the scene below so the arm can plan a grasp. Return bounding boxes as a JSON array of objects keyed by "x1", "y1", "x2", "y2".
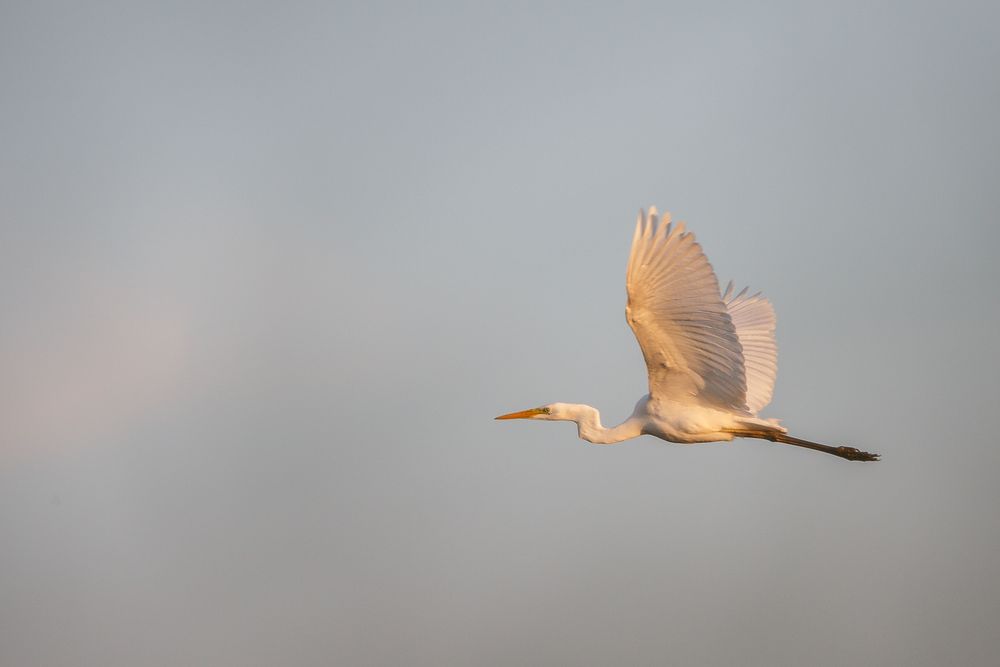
[{"x1": 496, "y1": 208, "x2": 879, "y2": 462}]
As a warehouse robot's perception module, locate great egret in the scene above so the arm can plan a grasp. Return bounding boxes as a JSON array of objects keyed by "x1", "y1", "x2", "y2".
[{"x1": 496, "y1": 208, "x2": 879, "y2": 462}]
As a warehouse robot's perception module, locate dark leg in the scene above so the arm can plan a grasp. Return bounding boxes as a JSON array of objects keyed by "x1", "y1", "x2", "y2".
[{"x1": 726, "y1": 430, "x2": 880, "y2": 462}]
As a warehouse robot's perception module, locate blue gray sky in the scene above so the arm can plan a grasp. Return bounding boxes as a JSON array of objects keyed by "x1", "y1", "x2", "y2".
[{"x1": 2, "y1": 1, "x2": 1000, "y2": 665}]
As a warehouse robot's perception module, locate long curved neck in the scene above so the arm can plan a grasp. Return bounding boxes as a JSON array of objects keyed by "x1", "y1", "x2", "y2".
[{"x1": 566, "y1": 404, "x2": 643, "y2": 445}]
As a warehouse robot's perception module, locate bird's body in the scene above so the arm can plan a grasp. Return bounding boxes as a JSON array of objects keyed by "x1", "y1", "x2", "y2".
[
  {"x1": 542, "y1": 395, "x2": 780, "y2": 445},
  {"x1": 497, "y1": 208, "x2": 879, "y2": 462}
]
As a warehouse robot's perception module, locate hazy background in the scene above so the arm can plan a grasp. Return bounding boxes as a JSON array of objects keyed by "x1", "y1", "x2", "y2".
[{"x1": 2, "y1": 1, "x2": 999, "y2": 665}]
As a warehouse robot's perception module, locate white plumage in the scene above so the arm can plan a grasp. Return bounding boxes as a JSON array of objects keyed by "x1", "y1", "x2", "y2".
[
  {"x1": 497, "y1": 207, "x2": 879, "y2": 462},
  {"x1": 626, "y1": 209, "x2": 749, "y2": 413},
  {"x1": 723, "y1": 281, "x2": 778, "y2": 415}
]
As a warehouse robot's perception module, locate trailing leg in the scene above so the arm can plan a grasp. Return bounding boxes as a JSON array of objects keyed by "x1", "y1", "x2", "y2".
[{"x1": 726, "y1": 429, "x2": 880, "y2": 462}]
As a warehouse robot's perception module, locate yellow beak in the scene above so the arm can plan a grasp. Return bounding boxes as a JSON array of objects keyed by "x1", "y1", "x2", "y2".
[{"x1": 495, "y1": 407, "x2": 545, "y2": 420}]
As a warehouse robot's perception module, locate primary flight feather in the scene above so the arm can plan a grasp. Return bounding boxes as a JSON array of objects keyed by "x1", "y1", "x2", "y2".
[{"x1": 496, "y1": 207, "x2": 879, "y2": 462}]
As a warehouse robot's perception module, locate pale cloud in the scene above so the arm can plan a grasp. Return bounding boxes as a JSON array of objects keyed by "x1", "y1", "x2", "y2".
[{"x1": 1, "y1": 277, "x2": 191, "y2": 457}]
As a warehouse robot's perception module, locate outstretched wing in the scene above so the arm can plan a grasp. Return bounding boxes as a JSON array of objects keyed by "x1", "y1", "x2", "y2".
[
  {"x1": 625, "y1": 208, "x2": 748, "y2": 412},
  {"x1": 723, "y1": 282, "x2": 777, "y2": 414}
]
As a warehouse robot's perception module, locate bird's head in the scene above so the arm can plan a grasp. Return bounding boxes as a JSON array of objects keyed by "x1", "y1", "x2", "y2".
[{"x1": 495, "y1": 403, "x2": 572, "y2": 421}]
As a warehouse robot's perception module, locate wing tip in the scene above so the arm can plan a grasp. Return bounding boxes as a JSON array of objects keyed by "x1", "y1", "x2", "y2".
[{"x1": 641, "y1": 206, "x2": 679, "y2": 241}]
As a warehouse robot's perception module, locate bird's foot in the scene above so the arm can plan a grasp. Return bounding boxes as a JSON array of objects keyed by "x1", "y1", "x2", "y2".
[{"x1": 835, "y1": 446, "x2": 880, "y2": 462}]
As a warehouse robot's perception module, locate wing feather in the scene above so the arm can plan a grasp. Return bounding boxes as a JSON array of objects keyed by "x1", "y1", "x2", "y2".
[
  {"x1": 625, "y1": 209, "x2": 748, "y2": 412},
  {"x1": 723, "y1": 282, "x2": 778, "y2": 414}
]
